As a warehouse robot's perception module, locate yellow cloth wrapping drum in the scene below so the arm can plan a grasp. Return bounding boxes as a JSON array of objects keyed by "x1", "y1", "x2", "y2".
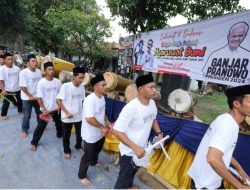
[
  {"x1": 103, "y1": 72, "x2": 133, "y2": 92},
  {"x1": 36, "y1": 55, "x2": 75, "y2": 77},
  {"x1": 103, "y1": 134, "x2": 120, "y2": 152}
]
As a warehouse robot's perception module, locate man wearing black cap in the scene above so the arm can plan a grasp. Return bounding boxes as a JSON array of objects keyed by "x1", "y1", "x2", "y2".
[
  {"x1": 19, "y1": 54, "x2": 42, "y2": 138},
  {"x1": 0, "y1": 52, "x2": 22, "y2": 120},
  {"x1": 113, "y1": 74, "x2": 163, "y2": 189},
  {"x1": 78, "y1": 74, "x2": 110, "y2": 186},
  {"x1": 30, "y1": 62, "x2": 62, "y2": 151},
  {"x1": 188, "y1": 85, "x2": 250, "y2": 189},
  {"x1": 56, "y1": 67, "x2": 86, "y2": 159}
]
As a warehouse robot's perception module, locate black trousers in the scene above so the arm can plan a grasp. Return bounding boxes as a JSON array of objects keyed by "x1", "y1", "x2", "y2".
[
  {"x1": 190, "y1": 178, "x2": 224, "y2": 189},
  {"x1": 1, "y1": 90, "x2": 22, "y2": 116},
  {"x1": 62, "y1": 121, "x2": 82, "y2": 154},
  {"x1": 31, "y1": 111, "x2": 62, "y2": 146},
  {"x1": 78, "y1": 137, "x2": 105, "y2": 179},
  {"x1": 114, "y1": 154, "x2": 139, "y2": 189}
]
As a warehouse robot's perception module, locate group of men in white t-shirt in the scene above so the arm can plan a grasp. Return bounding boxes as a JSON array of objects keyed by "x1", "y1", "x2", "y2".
[
  {"x1": 2, "y1": 52, "x2": 250, "y2": 189},
  {"x1": 0, "y1": 53, "x2": 86, "y2": 159},
  {"x1": 1, "y1": 59, "x2": 164, "y2": 188}
]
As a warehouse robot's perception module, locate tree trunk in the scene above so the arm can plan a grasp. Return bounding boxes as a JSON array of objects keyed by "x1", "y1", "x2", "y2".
[{"x1": 160, "y1": 74, "x2": 191, "y2": 108}]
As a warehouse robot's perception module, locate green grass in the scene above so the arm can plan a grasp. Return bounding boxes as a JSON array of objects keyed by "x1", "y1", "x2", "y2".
[{"x1": 193, "y1": 92, "x2": 229, "y2": 124}]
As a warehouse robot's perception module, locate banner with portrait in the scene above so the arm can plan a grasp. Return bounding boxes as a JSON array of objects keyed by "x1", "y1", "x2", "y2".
[{"x1": 133, "y1": 10, "x2": 250, "y2": 86}]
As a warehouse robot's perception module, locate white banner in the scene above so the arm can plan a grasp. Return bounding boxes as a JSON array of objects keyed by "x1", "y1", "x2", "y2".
[{"x1": 133, "y1": 10, "x2": 250, "y2": 86}]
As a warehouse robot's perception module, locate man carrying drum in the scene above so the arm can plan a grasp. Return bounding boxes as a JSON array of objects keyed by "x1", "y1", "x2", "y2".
[
  {"x1": 56, "y1": 66, "x2": 86, "y2": 159},
  {"x1": 78, "y1": 74, "x2": 110, "y2": 186},
  {"x1": 30, "y1": 62, "x2": 62, "y2": 151}
]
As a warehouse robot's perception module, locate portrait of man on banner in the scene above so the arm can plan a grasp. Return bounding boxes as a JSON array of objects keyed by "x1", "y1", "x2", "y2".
[
  {"x1": 202, "y1": 22, "x2": 250, "y2": 85},
  {"x1": 141, "y1": 39, "x2": 155, "y2": 68},
  {"x1": 134, "y1": 38, "x2": 144, "y2": 65}
]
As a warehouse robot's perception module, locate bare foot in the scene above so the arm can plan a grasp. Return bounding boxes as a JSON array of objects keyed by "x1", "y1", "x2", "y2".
[
  {"x1": 64, "y1": 153, "x2": 71, "y2": 160},
  {"x1": 80, "y1": 178, "x2": 91, "y2": 186},
  {"x1": 77, "y1": 147, "x2": 84, "y2": 153},
  {"x1": 21, "y1": 132, "x2": 27, "y2": 138},
  {"x1": 129, "y1": 184, "x2": 140, "y2": 189},
  {"x1": 0, "y1": 116, "x2": 8, "y2": 120},
  {"x1": 30, "y1": 144, "x2": 37, "y2": 151}
]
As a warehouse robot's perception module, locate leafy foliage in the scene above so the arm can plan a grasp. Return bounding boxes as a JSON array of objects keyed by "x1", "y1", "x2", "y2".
[
  {"x1": 0, "y1": 0, "x2": 111, "y2": 62},
  {"x1": 106, "y1": 0, "x2": 244, "y2": 33}
]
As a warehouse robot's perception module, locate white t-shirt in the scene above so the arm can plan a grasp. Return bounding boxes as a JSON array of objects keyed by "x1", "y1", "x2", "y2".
[
  {"x1": 0, "y1": 65, "x2": 20, "y2": 92},
  {"x1": 114, "y1": 98, "x2": 157, "y2": 156},
  {"x1": 19, "y1": 68, "x2": 42, "y2": 100},
  {"x1": 37, "y1": 78, "x2": 62, "y2": 111},
  {"x1": 56, "y1": 82, "x2": 85, "y2": 123},
  {"x1": 81, "y1": 93, "x2": 106, "y2": 143},
  {"x1": 0, "y1": 66, "x2": 2, "y2": 89},
  {"x1": 188, "y1": 113, "x2": 239, "y2": 189}
]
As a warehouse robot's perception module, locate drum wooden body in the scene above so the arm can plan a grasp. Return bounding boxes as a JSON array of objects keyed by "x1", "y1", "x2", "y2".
[
  {"x1": 36, "y1": 55, "x2": 74, "y2": 77},
  {"x1": 58, "y1": 70, "x2": 73, "y2": 83},
  {"x1": 103, "y1": 72, "x2": 133, "y2": 92}
]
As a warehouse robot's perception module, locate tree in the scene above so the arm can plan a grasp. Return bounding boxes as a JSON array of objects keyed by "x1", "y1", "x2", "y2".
[
  {"x1": 107, "y1": 0, "x2": 244, "y2": 33},
  {"x1": 0, "y1": 0, "x2": 24, "y2": 34},
  {"x1": 106, "y1": 0, "x2": 244, "y2": 108},
  {"x1": 1, "y1": 0, "x2": 111, "y2": 61},
  {"x1": 46, "y1": 0, "x2": 111, "y2": 59}
]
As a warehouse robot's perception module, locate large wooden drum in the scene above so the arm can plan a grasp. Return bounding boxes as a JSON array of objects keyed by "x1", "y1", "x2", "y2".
[
  {"x1": 36, "y1": 55, "x2": 75, "y2": 77},
  {"x1": 103, "y1": 72, "x2": 133, "y2": 92}
]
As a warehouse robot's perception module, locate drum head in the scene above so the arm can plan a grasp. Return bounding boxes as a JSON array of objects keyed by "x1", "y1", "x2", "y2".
[
  {"x1": 104, "y1": 72, "x2": 116, "y2": 90},
  {"x1": 125, "y1": 84, "x2": 138, "y2": 102},
  {"x1": 58, "y1": 71, "x2": 73, "y2": 83},
  {"x1": 168, "y1": 89, "x2": 192, "y2": 113},
  {"x1": 82, "y1": 73, "x2": 90, "y2": 86},
  {"x1": 40, "y1": 55, "x2": 54, "y2": 74}
]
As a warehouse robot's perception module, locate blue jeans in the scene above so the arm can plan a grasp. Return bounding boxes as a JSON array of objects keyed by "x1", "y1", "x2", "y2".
[{"x1": 21, "y1": 100, "x2": 41, "y2": 133}]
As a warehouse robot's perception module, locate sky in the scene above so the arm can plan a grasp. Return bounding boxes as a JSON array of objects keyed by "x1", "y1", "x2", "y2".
[{"x1": 96, "y1": 0, "x2": 250, "y2": 43}]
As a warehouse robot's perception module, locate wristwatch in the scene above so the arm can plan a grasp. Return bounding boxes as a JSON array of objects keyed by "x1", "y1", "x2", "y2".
[{"x1": 156, "y1": 131, "x2": 163, "y2": 135}]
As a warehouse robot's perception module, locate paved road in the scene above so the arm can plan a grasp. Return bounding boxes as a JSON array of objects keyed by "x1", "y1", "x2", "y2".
[{"x1": 0, "y1": 104, "x2": 149, "y2": 189}]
